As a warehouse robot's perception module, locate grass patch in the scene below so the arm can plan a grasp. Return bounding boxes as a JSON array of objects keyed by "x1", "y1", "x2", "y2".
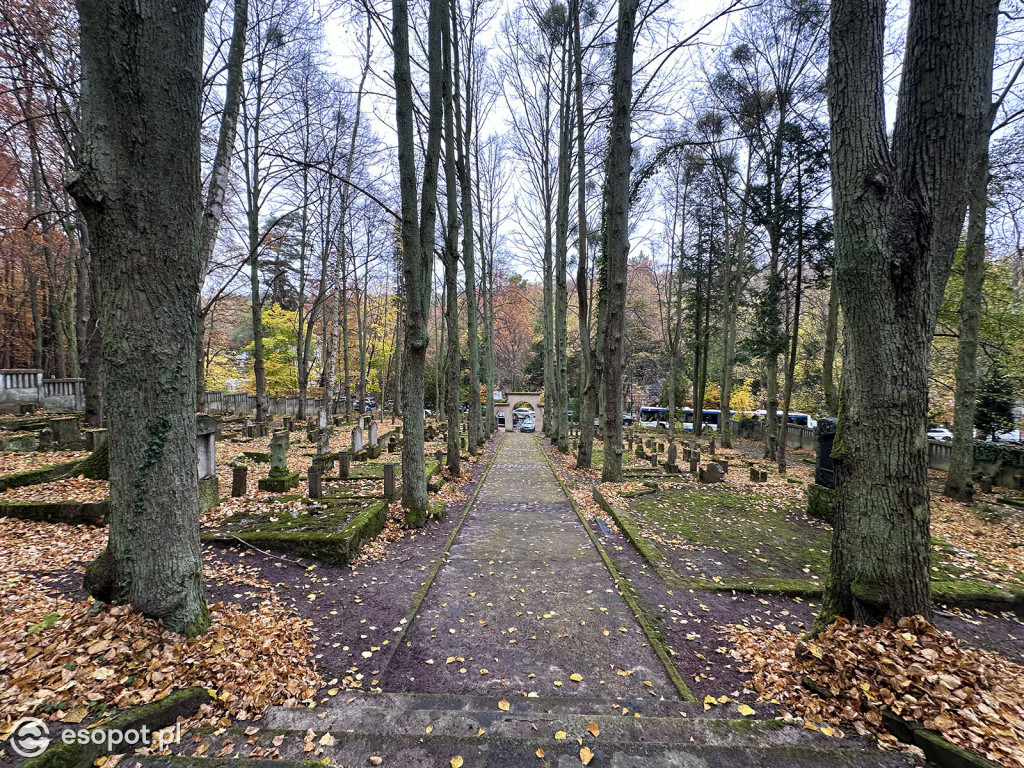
[{"x1": 625, "y1": 486, "x2": 972, "y2": 583}]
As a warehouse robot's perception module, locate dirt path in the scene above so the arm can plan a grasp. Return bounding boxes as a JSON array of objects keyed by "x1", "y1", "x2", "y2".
[{"x1": 381, "y1": 432, "x2": 683, "y2": 705}]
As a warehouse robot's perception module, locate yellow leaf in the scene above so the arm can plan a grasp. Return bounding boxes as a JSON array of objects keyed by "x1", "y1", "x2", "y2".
[
  {"x1": 570, "y1": 673, "x2": 583, "y2": 682},
  {"x1": 555, "y1": 730, "x2": 567, "y2": 740},
  {"x1": 536, "y1": 748, "x2": 545, "y2": 758},
  {"x1": 737, "y1": 704, "x2": 755, "y2": 717},
  {"x1": 426, "y1": 726, "x2": 433, "y2": 734},
  {"x1": 498, "y1": 699, "x2": 510, "y2": 711},
  {"x1": 369, "y1": 758, "x2": 383, "y2": 767},
  {"x1": 587, "y1": 722, "x2": 600, "y2": 737},
  {"x1": 580, "y1": 746, "x2": 594, "y2": 765},
  {"x1": 451, "y1": 757, "x2": 464, "y2": 768}
]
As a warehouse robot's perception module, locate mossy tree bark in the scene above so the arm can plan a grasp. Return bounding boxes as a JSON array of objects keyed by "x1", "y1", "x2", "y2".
[
  {"x1": 70, "y1": 0, "x2": 209, "y2": 635},
  {"x1": 599, "y1": 0, "x2": 638, "y2": 482},
  {"x1": 394, "y1": 0, "x2": 445, "y2": 525},
  {"x1": 819, "y1": 0, "x2": 997, "y2": 625}
]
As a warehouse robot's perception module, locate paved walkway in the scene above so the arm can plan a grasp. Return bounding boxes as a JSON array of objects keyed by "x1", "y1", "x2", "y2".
[{"x1": 382, "y1": 432, "x2": 681, "y2": 703}]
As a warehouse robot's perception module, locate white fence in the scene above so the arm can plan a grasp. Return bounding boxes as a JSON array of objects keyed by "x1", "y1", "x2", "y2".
[{"x1": 0, "y1": 370, "x2": 85, "y2": 411}]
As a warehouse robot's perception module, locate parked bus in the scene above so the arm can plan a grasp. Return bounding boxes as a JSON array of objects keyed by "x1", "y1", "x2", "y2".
[
  {"x1": 747, "y1": 410, "x2": 818, "y2": 429},
  {"x1": 638, "y1": 406, "x2": 670, "y2": 429}
]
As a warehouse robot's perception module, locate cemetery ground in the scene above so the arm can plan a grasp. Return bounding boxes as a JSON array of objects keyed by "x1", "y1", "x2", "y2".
[{"x1": 0, "y1": 420, "x2": 1022, "y2": 766}]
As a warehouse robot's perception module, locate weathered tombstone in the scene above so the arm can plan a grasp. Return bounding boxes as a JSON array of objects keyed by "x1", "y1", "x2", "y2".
[
  {"x1": 50, "y1": 416, "x2": 82, "y2": 446},
  {"x1": 979, "y1": 475, "x2": 994, "y2": 494},
  {"x1": 258, "y1": 430, "x2": 300, "y2": 491},
  {"x1": 338, "y1": 452, "x2": 351, "y2": 480},
  {"x1": 383, "y1": 463, "x2": 397, "y2": 500},
  {"x1": 318, "y1": 409, "x2": 329, "y2": 429},
  {"x1": 284, "y1": 416, "x2": 293, "y2": 432},
  {"x1": 351, "y1": 425, "x2": 363, "y2": 455},
  {"x1": 708, "y1": 434, "x2": 716, "y2": 455},
  {"x1": 650, "y1": 451, "x2": 659, "y2": 468},
  {"x1": 667, "y1": 443, "x2": 678, "y2": 470},
  {"x1": 196, "y1": 415, "x2": 220, "y2": 512},
  {"x1": 317, "y1": 425, "x2": 333, "y2": 458},
  {"x1": 689, "y1": 452, "x2": 699, "y2": 474},
  {"x1": 815, "y1": 418, "x2": 838, "y2": 489},
  {"x1": 86, "y1": 428, "x2": 108, "y2": 452},
  {"x1": 369, "y1": 421, "x2": 378, "y2": 448},
  {"x1": 308, "y1": 464, "x2": 322, "y2": 499},
  {"x1": 231, "y1": 464, "x2": 247, "y2": 497},
  {"x1": 38, "y1": 427, "x2": 54, "y2": 449},
  {"x1": 699, "y1": 462, "x2": 725, "y2": 484}
]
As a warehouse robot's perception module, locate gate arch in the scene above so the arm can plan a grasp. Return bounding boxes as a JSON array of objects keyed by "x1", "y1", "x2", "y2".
[{"x1": 505, "y1": 391, "x2": 544, "y2": 431}]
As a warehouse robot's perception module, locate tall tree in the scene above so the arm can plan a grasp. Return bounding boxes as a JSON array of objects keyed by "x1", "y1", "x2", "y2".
[
  {"x1": 71, "y1": 0, "x2": 209, "y2": 635},
  {"x1": 394, "y1": 0, "x2": 445, "y2": 524},
  {"x1": 195, "y1": 0, "x2": 248, "y2": 406},
  {"x1": 600, "y1": 0, "x2": 638, "y2": 482},
  {"x1": 819, "y1": 0, "x2": 998, "y2": 625}
]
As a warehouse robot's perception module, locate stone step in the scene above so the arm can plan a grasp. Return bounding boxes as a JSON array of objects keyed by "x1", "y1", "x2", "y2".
[
  {"x1": 262, "y1": 706, "x2": 869, "y2": 751},
  {"x1": 151, "y1": 726, "x2": 924, "y2": 768},
  {"x1": 286, "y1": 691, "x2": 701, "y2": 718}
]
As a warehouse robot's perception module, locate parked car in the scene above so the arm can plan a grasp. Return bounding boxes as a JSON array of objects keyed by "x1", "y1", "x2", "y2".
[
  {"x1": 927, "y1": 427, "x2": 954, "y2": 442},
  {"x1": 520, "y1": 417, "x2": 536, "y2": 433}
]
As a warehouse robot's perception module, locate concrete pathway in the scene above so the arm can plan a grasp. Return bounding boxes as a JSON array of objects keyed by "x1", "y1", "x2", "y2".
[{"x1": 382, "y1": 432, "x2": 681, "y2": 704}]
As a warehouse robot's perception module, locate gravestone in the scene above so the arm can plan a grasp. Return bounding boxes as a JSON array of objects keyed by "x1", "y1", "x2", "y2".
[
  {"x1": 339, "y1": 452, "x2": 351, "y2": 480},
  {"x1": 50, "y1": 416, "x2": 81, "y2": 446},
  {"x1": 231, "y1": 465, "x2": 247, "y2": 497},
  {"x1": 258, "y1": 430, "x2": 299, "y2": 492},
  {"x1": 308, "y1": 464, "x2": 322, "y2": 499},
  {"x1": 807, "y1": 417, "x2": 838, "y2": 521},
  {"x1": 699, "y1": 462, "x2": 725, "y2": 483},
  {"x1": 650, "y1": 451, "x2": 659, "y2": 468},
  {"x1": 815, "y1": 418, "x2": 838, "y2": 489},
  {"x1": 718, "y1": 458, "x2": 729, "y2": 474},
  {"x1": 369, "y1": 421, "x2": 378, "y2": 447},
  {"x1": 86, "y1": 428, "x2": 108, "y2": 452},
  {"x1": 284, "y1": 416, "x2": 293, "y2": 432},
  {"x1": 352, "y1": 425, "x2": 363, "y2": 455},
  {"x1": 196, "y1": 415, "x2": 220, "y2": 513},
  {"x1": 689, "y1": 452, "x2": 700, "y2": 474},
  {"x1": 383, "y1": 463, "x2": 397, "y2": 501},
  {"x1": 750, "y1": 467, "x2": 768, "y2": 483},
  {"x1": 708, "y1": 435, "x2": 716, "y2": 455},
  {"x1": 667, "y1": 443, "x2": 678, "y2": 470},
  {"x1": 317, "y1": 425, "x2": 333, "y2": 458}
]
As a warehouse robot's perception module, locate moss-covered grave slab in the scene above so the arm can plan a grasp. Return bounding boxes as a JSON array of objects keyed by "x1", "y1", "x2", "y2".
[{"x1": 203, "y1": 497, "x2": 390, "y2": 567}]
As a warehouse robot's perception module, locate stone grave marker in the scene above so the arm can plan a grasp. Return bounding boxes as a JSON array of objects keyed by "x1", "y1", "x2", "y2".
[
  {"x1": 231, "y1": 465, "x2": 247, "y2": 497},
  {"x1": 258, "y1": 430, "x2": 299, "y2": 491},
  {"x1": 196, "y1": 415, "x2": 219, "y2": 512}
]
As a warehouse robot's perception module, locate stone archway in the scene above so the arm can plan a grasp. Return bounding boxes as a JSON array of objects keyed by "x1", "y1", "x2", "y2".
[{"x1": 506, "y1": 392, "x2": 543, "y2": 431}]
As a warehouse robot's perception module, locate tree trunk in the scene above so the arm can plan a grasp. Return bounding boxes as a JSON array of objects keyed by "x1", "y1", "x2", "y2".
[
  {"x1": 944, "y1": 142, "x2": 991, "y2": 500},
  {"x1": 443, "y1": 16, "x2": 461, "y2": 476},
  {"x1": 600, "y1": 0, "x2": 638, "y2": 482},
  {"x1": 821, "y1": 273, "x2": 840, "y2": 417},
  {"x1": 553, "y1": 43, "x2": 572, "y2": 454},
  {"x1": 70, "y1": 0, "x2": 209, "y2": 635},
  {"x1": 451, "y1": 0, "x2": 481, "y2": 453},
  {"x1": 195, "y1": 0, "x2": 247, "y2": 404},
  {"x1": 818, "y1": 0, "x2": 997, "y2": 627},
  {"x1": 394, "y1": 0, "x2": 445, "y2": 525}
]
